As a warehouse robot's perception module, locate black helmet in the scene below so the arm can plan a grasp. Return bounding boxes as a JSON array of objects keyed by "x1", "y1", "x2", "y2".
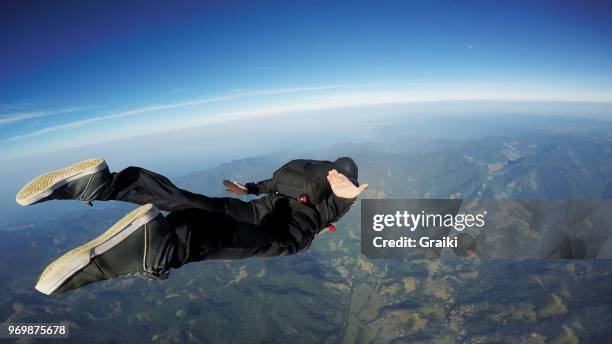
[{"x1": 333, "y1": 157, "x2": 358, "y2": 185}]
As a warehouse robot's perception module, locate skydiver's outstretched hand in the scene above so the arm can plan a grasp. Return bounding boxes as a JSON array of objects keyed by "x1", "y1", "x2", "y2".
[
  {"x1": 327, "y1": 169, "x2": 368, "y2": 199},
  {"x1": 223, "y1": 180, "x2": 248, "y2": 196}
]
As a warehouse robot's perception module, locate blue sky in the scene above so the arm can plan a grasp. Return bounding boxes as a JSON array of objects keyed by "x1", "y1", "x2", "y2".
[{"x1": 2, "y1": 0, "x2": 612, "y2": 160}]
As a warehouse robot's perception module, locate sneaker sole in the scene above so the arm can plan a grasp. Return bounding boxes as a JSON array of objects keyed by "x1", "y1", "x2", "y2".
[
  {"x1": 35, "y1": 203, "x2": 160, "y2": 295},
  {"x1": 16, "y1": 158, "x2": 108, "y2": 206}
]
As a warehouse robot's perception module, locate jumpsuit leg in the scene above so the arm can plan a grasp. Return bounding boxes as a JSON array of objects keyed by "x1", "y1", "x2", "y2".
[
  {"x1": 100, "y1": 166, "x2": 261, "y2": 223},
  {"x1": 166, "y1": 200, "x2": 318, "y2": 267}
]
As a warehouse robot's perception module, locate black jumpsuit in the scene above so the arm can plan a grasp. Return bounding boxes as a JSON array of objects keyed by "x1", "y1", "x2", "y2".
[{"x1": 99, "y1": 166, "x2": 356, "y2": 268}]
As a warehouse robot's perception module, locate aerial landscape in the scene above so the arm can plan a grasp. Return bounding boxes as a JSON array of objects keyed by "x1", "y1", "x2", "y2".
[{"x1": 3, "y1": 114, "x2": 612, "y2": 342}]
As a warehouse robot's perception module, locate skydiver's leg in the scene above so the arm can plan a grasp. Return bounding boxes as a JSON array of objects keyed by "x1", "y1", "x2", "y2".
[
  {"x1": 100, "y1": 166, "x2": 264, "y2": 223},
  {"x1": 15, "y1": 157, "x2": 274, "y2": 223},
  {"x1": 34, "y1": 200, "x2": 317, "y2": 294},
  {"x1": 167, "y1": 200, "x2": 317, "y2": 267}
]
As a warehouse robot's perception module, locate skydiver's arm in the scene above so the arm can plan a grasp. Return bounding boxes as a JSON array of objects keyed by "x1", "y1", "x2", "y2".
[{"x1": 244, "y1": 179, "x2": 275, "y2": 195}]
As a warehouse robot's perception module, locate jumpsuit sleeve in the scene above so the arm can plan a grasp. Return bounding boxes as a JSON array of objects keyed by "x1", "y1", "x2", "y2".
[
  {"x1": 245, "y1": 179, "x2": 276, "y2": 195},
  {"x1": 325, "y1": 193, "x2": 357, "y2": 224}
]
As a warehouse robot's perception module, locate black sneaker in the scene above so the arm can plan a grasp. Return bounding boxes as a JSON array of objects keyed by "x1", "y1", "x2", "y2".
[
  {"x1": 16, "y1": 158, "x2": 111, "y2": 206},
  {"x1": 35, "y1": 204, "x2": 176, "y2": 295}
]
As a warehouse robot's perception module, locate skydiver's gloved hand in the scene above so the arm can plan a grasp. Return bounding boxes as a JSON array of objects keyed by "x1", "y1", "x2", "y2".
[
  {"x1": 223, "y1": 180, "x2": 248, "y2": 196},
  {"x1": 326, "y1": 169, "x2": 368, "y2": 199}
]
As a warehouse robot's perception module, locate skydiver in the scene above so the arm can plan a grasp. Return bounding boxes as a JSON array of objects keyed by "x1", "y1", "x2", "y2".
[{"x1": 16, "y1": 157, "x2": 368, "y2": 295}]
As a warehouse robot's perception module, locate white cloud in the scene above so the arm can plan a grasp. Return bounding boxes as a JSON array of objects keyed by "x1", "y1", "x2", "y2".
[
  {"x1": 4, "y1": 84, "x2": 353, "y2": 142},
  {"x1": 0, "y1": 107, "x2": 85, "y2": 126}
]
